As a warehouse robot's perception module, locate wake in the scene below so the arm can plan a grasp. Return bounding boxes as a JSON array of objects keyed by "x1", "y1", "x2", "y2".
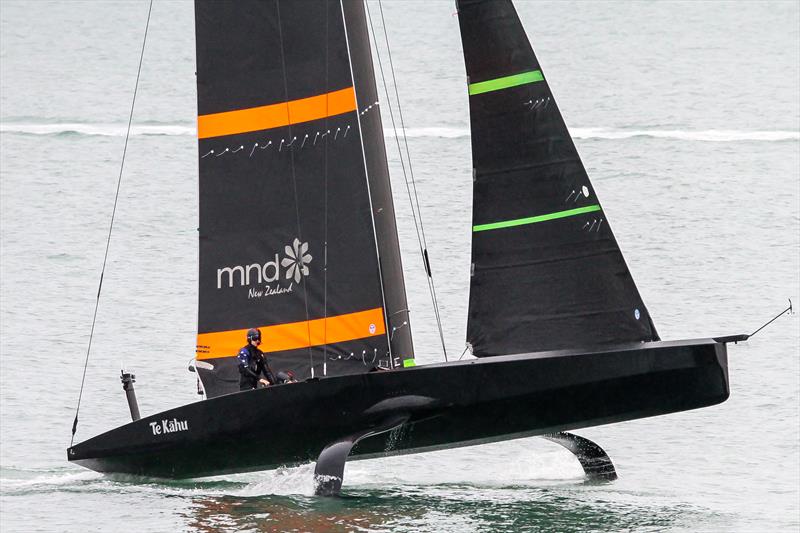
[{"x1": 1, "y1": 121, "x2": 798, "y2": 142}]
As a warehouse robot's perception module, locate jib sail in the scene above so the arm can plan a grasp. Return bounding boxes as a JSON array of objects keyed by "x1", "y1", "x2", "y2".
[
  {"x1": 194, "y1": 0, "x2": 413, "y2": 397},
  {"x1": 457, "y1": 0, "x2": 659, "y2": 356}
]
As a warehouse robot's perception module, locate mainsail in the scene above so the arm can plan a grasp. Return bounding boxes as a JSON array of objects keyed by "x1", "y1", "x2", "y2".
[
  {"x1": 457, "y1": 0, "x2": 659, "y2": 356},
  {"x1": 194, "y1": 0, "x2": 413, "y2": 397}
]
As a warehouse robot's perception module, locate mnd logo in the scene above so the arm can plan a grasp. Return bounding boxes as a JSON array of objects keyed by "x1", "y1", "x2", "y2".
[
  {"x1": 281, "y1": 238, "x2": 313, "y2": 283},
  {"x1": 216, "y1": 238, "x2": 313, "y2": 299},
  {"x1": 149, "y1": 418, "x2": 189, "y2": 436}
]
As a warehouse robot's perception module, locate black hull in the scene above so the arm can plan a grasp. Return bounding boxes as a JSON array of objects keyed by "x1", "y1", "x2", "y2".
[{"x1": 68, "y1": 338, "x2": 730, "y2": 478}]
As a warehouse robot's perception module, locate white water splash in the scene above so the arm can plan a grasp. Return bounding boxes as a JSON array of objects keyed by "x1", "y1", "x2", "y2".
[
  {"x1": 0, "y1": 445, "x2": 581, "y2": 498},
  {"x1": 232, "y1": 463, "x2": 318, "y2": 497},
  {"x1": 0, "y1": 465, "x2": 318, "y2": 498},
  {"x1": 0, "y1": 470, "x2": 102, "y2": 490},
  {"x1": 1, "y1": 121, "x2": 797, "y2": 142}
]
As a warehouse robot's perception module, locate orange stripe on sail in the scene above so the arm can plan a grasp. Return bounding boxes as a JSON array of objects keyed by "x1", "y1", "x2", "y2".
[
  {"x1": 197, "y1": 86, "x2": 356, "y2": 139},
  {"x1": 195, "y1": 307, "x2": 385, "y2": 360}
]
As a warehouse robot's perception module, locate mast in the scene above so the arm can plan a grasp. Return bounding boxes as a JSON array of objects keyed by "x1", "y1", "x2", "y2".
[
  {"x1": 193, "y1": 0, "x2": 413, "y2": 397},
  {"x1": 457, "y1": 0, "x2": 659, "y2": 356},
  {"x1": 340, "y1": 0, "x2": 414, "y2": 368}
]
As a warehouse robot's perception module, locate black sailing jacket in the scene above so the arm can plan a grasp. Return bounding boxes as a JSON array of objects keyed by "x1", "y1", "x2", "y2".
[{"x1": 237, "y1": 344, "x2": 276, "y2": 391}]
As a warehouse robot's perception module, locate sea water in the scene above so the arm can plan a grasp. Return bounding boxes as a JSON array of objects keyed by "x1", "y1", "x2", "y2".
[{"x1": 1, "y1": 1, "x2": 798, "y2": 531}]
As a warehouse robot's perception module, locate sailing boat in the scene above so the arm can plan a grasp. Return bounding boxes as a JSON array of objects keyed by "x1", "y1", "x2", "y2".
[{"x1": 68, "y1": 0, "x2": 744, "y2": 495}]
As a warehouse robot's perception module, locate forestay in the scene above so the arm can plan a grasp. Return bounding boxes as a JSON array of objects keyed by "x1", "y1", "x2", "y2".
[
  {"x1": 194, "y1": 0, "x2": 413, "y2": 397},
  {"x1": 457, "y1": 0, "x2": 659, "y2": 356}
]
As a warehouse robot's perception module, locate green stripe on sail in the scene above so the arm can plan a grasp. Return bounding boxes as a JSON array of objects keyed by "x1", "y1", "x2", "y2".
[
  {"x1": 403, "y1": 359, "x2": 416, "y2": 368},
  {"x1": 473, "y1": 205, "x2": 602, "y2": 232},
  {"x1": 468, "y1": 70, "x2": 544, "y2": 96}
]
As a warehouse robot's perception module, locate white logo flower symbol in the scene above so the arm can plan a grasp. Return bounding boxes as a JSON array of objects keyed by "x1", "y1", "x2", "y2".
[{"x1": 281, "y1": 238, "x2": 312, "y2": 283}]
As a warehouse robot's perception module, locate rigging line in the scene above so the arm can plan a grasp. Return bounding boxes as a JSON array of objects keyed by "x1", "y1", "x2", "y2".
[
  {"x1": 458, "y1": 345, "x2": 470, "y2": 360},
  {"x1": 749, "y1": 299, "x2": 793, "y2": 338},
  {"x1": 378, "y1": 0, "x2": 448, "y2": 362},
  {"x1": 70, "y1": 0, "x2": 153, "y2": 447},
  {"x1": 276, "y1": 0, "x2": 315, "y2": 378},
  {"x1": 363, "y1": 4, "x2": 421, "y2": 292},
  {"x1": 369, "y1": 0, "x2": 448, "y2": 361},
  {"x1": 323, "y1": 2, "x2": 330, "y2": 376},
  {"x1": 340, "y1": 0, "x2": 394, "y2": 364},
  {"x1": 363, "y1": 1, "x2": 427, "y2": 361}
]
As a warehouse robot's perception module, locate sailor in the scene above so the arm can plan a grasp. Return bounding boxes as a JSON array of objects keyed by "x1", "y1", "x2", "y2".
[{"x1": 237, "y1": 328, "x2": 276, "y2": 391}]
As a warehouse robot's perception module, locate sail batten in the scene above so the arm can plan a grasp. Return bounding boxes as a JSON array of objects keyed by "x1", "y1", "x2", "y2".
[{"x1": 458, "y1": 0, "x2": 658, "y2": 356}]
